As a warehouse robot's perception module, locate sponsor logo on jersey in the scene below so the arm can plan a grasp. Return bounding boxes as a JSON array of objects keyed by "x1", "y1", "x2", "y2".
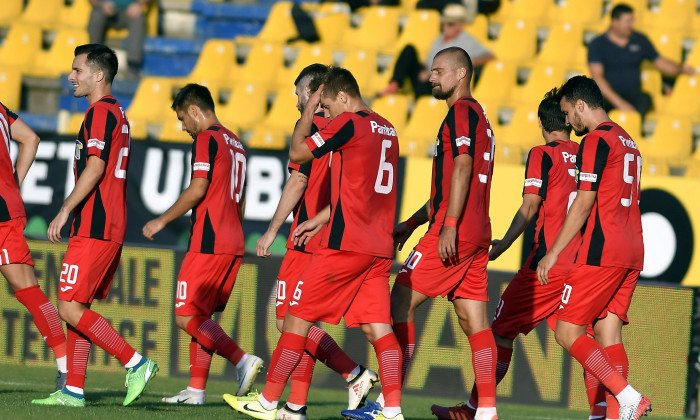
[
  {"x1": 75, "y1": 140, "x2": 83, "y2": 159},
  {"x1": 87, "y1": 138, "x2": 105, "y2": 150},
  {"x1": 455, "y1": 136, "x2": 471, "y2": 148},
  {"x1": 311, "y1": 132, "x2": 325, "y2": 147},
  {"x1": 193, "y1": 162, "x2": 211, "y2": 172},
  {"x1": 524, "y1": 178, "x2": 543, "y2": 188},
  {"x1": 579, "y1": 172, "x2": 597, "y2": 182}
]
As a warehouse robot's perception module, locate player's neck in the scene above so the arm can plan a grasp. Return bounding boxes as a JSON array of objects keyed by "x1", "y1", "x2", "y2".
[
  {"x1": 543, "y1": 131, "x2": 570, "y2": 144},
  {"x1": 446, "y1": 87, "x2": 471, "y2": 108},
  {"x1": 86, "y1": 85, "x2": 112, "y2": 105},
  {"x1": 200, "y1": 115, "x2": 221, "y2": 130},
  {"x1": 588, "y1": 110, "x2": 613, "y2": 130}
]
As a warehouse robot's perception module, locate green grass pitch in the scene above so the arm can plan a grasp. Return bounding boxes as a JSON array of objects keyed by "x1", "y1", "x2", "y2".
[{"x1": 0, "y1": 364, "x2": 688, "y2": 419}]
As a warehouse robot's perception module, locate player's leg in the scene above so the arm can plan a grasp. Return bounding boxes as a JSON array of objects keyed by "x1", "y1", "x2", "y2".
[
  {"x1": 594, "y1": 312, "x2": 626, "y2": 420},
  {"x1": 162, "y1": 338, "x2": 210, "y2": 405}
]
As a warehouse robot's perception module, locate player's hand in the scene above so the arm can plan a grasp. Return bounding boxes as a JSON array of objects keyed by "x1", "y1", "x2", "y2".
[
  {"x1": 438, "y1": 226, "x2": 457, "y2": 262},
  {"x1": 47, "y1": 210, "x2": 70, "y2": 243},
  {"x1": 125, "y1": 2, "x2": 143, "y2": 18},
  {"x1": 256, "y1": 230, "x2": 276, "y2": 258},
  {"x1": 393, "y1": 222, "x2": 414, "y2": 251},
  {"x1": 307, "y1": 84, "x2": 324, "y2": 113},
  {"x1": 489, "y1": 239, "x2": 508, "y2": 261},
  {"x1": 101, "y1": 1, "x2": 117, "y2": 16},
  {"x1": 142, "y1": 218, "x2": 165, "y2": 240},
  {"x1": 536, "y1": 252, "x2": 558, "y2": 285},
  {"x1": 293, "y1": 218, "x2": 324, "y2": 247}
]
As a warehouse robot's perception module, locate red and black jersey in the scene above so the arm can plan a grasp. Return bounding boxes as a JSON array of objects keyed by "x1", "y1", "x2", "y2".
[
  {"x1": 429, "y1": 96, "x2": 494, "y2": 247},
  {"x1": 286, "y1": 113, "x2": 331, "y2": 253},
  {"x1": 71, "y1": 96, "x2": 130, "y2": 243},
  {"x1": 0, "y1": 102, "x2": 25, "y2": 222},
  {"x1": 188, "y1": 124, "x2": 246, "y2": 255},
  {"x1": 305, "y1": 110, "x2": 398, "y2": 259},
  {"x1": 576, "y1": 121, "x2": 643, "y2": 269},
  {"x1": 522, "y1": 139, "x2": 580, "y2": 272}
]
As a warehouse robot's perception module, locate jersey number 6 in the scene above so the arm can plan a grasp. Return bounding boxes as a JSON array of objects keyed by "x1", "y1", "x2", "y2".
[{"x1": 374, "y1": 139, "x2": 394, "y2": 194}]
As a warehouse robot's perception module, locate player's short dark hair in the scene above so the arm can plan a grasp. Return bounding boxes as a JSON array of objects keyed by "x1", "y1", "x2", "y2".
[
  {"x1": 434, "y1": 47, "x2": 473, "y2": 84},
  {"x1": 295, "y1": 63, "x2": 329, "y2": 94},
  {"x1": 171, "y1": 83, "x2": 216, "y2": 112},
  {"x1": 321, "y1": 67, "x2": 361, "y2": 99},
  {"x1": 611, "y1": 3, "x2": 634, "y2": 19},
  {"x1": 559, "y1": 75, "x2": 605, "y2": 110},
  {"x1": 538, "y1": 87, "x2": 572, "y2": 134},
  {"x1": 74, "y1": 44, "x2": 118, "y2": 84}
]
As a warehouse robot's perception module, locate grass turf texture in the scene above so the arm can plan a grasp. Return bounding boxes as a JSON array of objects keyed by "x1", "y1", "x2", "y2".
[{"x1": 0, "y1": 364, "x2": 688, "y2": 419}]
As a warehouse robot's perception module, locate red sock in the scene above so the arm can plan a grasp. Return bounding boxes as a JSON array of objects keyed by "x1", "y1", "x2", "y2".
[
  {"x1": 569, "y1": 335, "x2": 628, "y2": 395},
  {"x1": 604, "y1": 343, "x2": 629, "y2": 419},
  {"x1": 186, "y1": 316, "x2": 245, "y2": 365},
  {"x1": 15, "y1": 286, "x2": 66, "y2": 358},
  {"x1": 373, "y1": 333, "x2": 402, "y2": 408},
  {"x1": 65, "y1": 324, "x2": 91, "y2": 390},
  {"x1": 289, "y1": 351, "x2": 317, "y2": 406},
  {"x1": 467, "y1": 329, "x2": 497, "y2": 408},
  {"x1": 306, "y1": 325, "x2": 356, "y2": 380},
  {"x1": 584, "y1": 369, "x2": 607, "y2": 418},
  {"x1": 467, "y1": 342, "x2": 512, "y2": 412},
  {"x1": 76, "y1": 309, "x2": 135, "y2": 366},
  {"x1": 262, "y1": 332, "x2": 307, "y2": 403},
  {"x1": 393, "y1": 322, "x2": 415, "y2": 384},
  {"x1": 189, "y1": 338, "x2": 213, "y2": 390}
]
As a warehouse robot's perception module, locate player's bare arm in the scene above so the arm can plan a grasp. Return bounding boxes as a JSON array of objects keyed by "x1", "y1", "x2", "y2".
[
  {"x1": 393, "y1": 200, "x2": 430, "y2": 251},
  {"x1": 490, "y1": 193, "x2": 543, "y2": 261},
  {"x1": 439, "y1": 153, "x2": 472, "y2": 261},
  {"x1": 48, "y1": 156, "x2": 106, "y2": 243},
  {"x1": 257, "y1": 170, "x2": 309, "y2": 257},
  {"x1": 293, "y1": 204, "x2": 330, "y2": 247},
  {"x1": 142, "y1": 177, "x2": 209, "y2": 240},
  {"x1": 289, "y1": 86, "x2": 323, "y2": 164},
  {"x1": 9, "y1": 118, "x2": 40, "y2": 186},
  {"x1": 537, "y1": 189, "x2": 596, "y2": 284}
]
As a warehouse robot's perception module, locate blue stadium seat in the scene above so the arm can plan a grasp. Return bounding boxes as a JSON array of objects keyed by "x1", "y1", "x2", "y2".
[
  {"x1": 190, "y1": 1, "x2": 271, "y2": 21},
  {"x1": 141, "y1": 37, "x2": 204, "y2": 77},
  {"x1": 194, "y1": 19, "x2": 262, "y2": 39}
]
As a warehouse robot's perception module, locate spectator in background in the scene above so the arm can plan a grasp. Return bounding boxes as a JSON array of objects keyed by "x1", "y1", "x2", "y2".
[
  {"x1": 378, "y1": 4, "x2": 494, "y2": 98},
  {"x1": 587, "y1": 3, "x2": 694, "y2": 117},
  {"x1": 87, "y1": 0, "x2": 152, "y2": 77}
]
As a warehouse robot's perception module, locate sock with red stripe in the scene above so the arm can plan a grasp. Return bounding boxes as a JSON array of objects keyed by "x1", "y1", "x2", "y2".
[
  {"x1": 604, "y1": 343, "x2": 629, "y2": 419},
  {"x1": 467, "y1": 329, "x2": 497, "y2": 408},
  {"x1": 569, "y1": 335, "x2": 629, "y2": 396},
  {"x1": 392, "y1": 322, "x2": 415, "y2": 384},
  {"x1": 262, "y1": 332, "x2": 308, "y2": 406},
  {"x1": 186, "y1": 316, "x2": 246, "y2": 365},
  {"x1": 289, "y1": 351, "x2": 317, "y2": 406},
  {"x1": 373, "y1": 333, "x2": 402, "y2": 409},
  {"x1": 65, "y1": 324, "x2": 91, "y2": 391},
  {"x1": 583, "y1": 368, "x2": 607, "y2": 419},
  {"x1": 15, "y1": 286, "x2": 67, "y2": 370},
  {"x1": 306, "y1": 325, "x2": 357, "y2": 380},
  {"x1": 188, "y1": 338, "x2": 213, "y2": 390},
  {"x1": 75, "y1": 309, "x2": 137, "y2": 367}
]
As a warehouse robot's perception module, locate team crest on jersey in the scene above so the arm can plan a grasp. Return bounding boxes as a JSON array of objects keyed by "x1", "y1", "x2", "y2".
[
  {"x1": 74, "y1": 139, "x2": 83, "y2": 159},
  {"x1": 574, "y1": 167, "x2": 579, "y2": 183}
]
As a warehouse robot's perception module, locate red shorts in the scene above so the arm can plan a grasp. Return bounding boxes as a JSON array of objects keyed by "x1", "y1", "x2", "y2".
[
  {"x1": 275, "y1": 249, "x2": 312, "y2": 320},
  {"x1": 0, "y1": 218, "x2": 33, "y2": 266},
  {"x1": 175, "y1": 252, "x2": 242, "y2": 316},
  {"x1": 492, "y1": 267, "x2": 568, "y2": 339},
  {"x1": 395, "y1": 232, "x2": 489, "y2": 301},
  {"x1": 558, "y1": 265, "x2": 639, "y2": 326},
  {"x1": 287, "y1": 247, "x2": 392, "y2": 328},
  {"x1": 58, "y1": 236, "x2": 122, "y2": 303}
]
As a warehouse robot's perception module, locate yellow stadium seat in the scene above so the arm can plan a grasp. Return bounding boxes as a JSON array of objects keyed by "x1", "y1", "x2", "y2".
[
  {"x1": 490, "y1": 0, "x2": 551, "y2": 24},
  {"x1": 488, "y1": 19, "x2": 537, "y2": 62},
  {"x1": 646, "y1": 0, "x2": 695, "y2": 31},
  {"x1": 473, "y1": 60, "x2": 517, "y2": 111},
  {"x1": 260, "y1": 88, "x2": 299, "y2": 136},
  {"x1": 642, "y1": 160, "x2": 670, "y2": 176},
  {"x1": 536, "y1": 22, "x2": 585, "y2": 66},
  {"x1": 27, "y1": 29, "x2": 90, "y2": 78},
  {"x1": 638, "y1": 116, "x2": 692, "y2": 159},
  {"x1": 127, "y1": 77, "x2": 174, "y2": 125},
  {"x1": 0, "y1": 69, "x2": 22, "y2": 111},
  {"x1": 465, "y1": 13, "x2": 489, "y2": 45},
  {"x1": 276, "y1": 44, "x2": 333, "y2": 90},
  {"x1": 237, "y1": 1, "x2": 296, "y2": 45},
  {"x1": 219, "y1": 83, "x2": 268, "y2": 134},
  {"x1": 315, "y1": 2, "x2": 351, "y2": 47},
  {"x1": 494, "y1": 142, "x2": 524, "y2": 165},
  {"x1": 662, "y1": 75, "x2": 700, "y2": 121},
  {"x1": 399, "y1": 0, "x2": 420, "y2": 13},
  {"x1": 158, "y1": 117, "x2": 192, "y2": 143},
  {"x1": 498, "y1": 105, "x2": 541, "y2": 149},
  {"x1": 236, "y1": 42, "x2": 284, "y2": 87},
  {"x1": 510, "y1": 64, "x2": 566, "y2": 106},
  {"x1": 609, "y1": 109, "x2": 643, "y2": 141},
  {"x1": 646, "y1": 29, "x2": 683, "y2": 63},
  {"x1": 389, "y1": 9, "x2": 440, "y2": 62},
  {"x1": 370, "y1": 94, "x2": 409, "y2": 136},
  {"x1": 687, "y1": 41, "x2": 700, "y2": 68},
  {"x1": 547, "y1": 0, "x2": 604, "y2": 26},
  {"x1": 640, "y1": 65, "x2": 664, "y2": 110},
  {"x1": 19, "y1": 0, "x2": 63, "y2": 30},
  {"x1": 58, "y1": 0, "x2": 91, "y2": 30},
  {"x1": 346, "y1": 6, "x2": 400, "y2": 51},
  {"x1": 247, "y1": 128, "x2": 287, "y2": 150},
  {"x1": 0, "y1": 24, "x2": 42, "y2": 70},
  {"x1": 341, "y1": 49, "x2": 378, "y2": 97},
  {"x1": 402, "y1": 96, "x2": 447, "y2": 157},
  {"x1": 180, "y1": 39, "x2": 237, "y2": 87},
  {"x1": 0, "y1": 0, "x2": 24, "y2": 26}
]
